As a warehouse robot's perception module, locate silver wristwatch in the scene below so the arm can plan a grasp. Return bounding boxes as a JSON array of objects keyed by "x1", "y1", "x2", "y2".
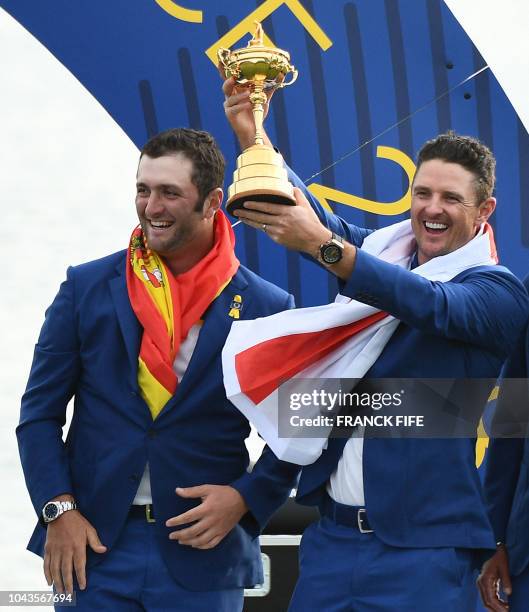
[{"x1": 42, "y1": 500, "x2": 78, "y2": 524}]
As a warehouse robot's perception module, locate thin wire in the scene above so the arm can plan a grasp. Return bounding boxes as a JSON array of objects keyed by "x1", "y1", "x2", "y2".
[
  {"x1": 302, "y1": 65, "x2": 490, "y2": 184},
  {"x1": 230, "y1": 64, "x2": 490, "y2": 227}
]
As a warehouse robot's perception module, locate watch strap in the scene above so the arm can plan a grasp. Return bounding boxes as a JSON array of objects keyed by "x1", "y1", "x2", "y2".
[
  {"x1": 42, "y1": 500, "x2": 78, "y2": 523},
  {"x1": 319, "y1": 232, "x2": 344, "y2": 264}
]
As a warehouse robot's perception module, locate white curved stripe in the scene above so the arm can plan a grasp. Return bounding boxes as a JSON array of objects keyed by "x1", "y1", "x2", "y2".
[
  {"x1": 445, "y1": 0, "x2": 529, "y2": 132},
  {"x1": 0, "y1": 7, "x2": 138, "y2": 591}
]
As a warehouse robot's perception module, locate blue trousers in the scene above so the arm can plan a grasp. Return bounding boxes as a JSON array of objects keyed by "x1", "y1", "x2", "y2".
[
  {"x1": 507, "y1": 563, "x2": 529, "y2": 611},
  {"x1": 60, "y1": 513, "x2": 243, "y2": 611},
  {"x1": 289, "y1": 517, "x2": 478, "y2": 611}
]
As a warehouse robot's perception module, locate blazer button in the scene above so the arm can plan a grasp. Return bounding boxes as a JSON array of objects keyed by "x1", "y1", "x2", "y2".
[
  {"x1": 148, "y1": 430, "x2": 157, "y2": 439},
  {"x1": 129, "y1": 474, "x2": 139, "y2": 483}
]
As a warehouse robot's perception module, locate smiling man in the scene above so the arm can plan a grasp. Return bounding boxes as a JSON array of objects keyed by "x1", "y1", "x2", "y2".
[
  {"x1": 411, "y1": 155, "x2": 496, "y2": 263},
  {"x1": 223, "y1": 78, "x2": 529, "y2": 611},
  {"x1": 17, "y1": 127, "x2": 299, "y2": 611}
]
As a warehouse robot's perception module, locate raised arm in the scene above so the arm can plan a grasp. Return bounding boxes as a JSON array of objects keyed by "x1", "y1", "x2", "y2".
[{"x1": 222, "y1": 76, "x2": 371, "y2": 272}]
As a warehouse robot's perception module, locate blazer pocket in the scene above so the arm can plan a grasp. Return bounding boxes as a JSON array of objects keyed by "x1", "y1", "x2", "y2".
[{"x1": 450, "y1": 547, "x2": 475, "y2": 587}]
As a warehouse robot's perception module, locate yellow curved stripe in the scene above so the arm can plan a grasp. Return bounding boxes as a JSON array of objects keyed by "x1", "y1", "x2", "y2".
[
  {"x1": 475, "y1": 417, "x2": 490, "y2": 468},
  {"x1": 488, "y1": 385, "x2": 499, "y2": 402},
  {"x1": 154, "y1": 0, "x2": 203, "y2": 24},
  {"x1": 206, "y1": 0, "x2": 332, "y2": 64},
  {"x1": 475, "y1": 386, "x2": 497, "y2": 467},
  {"x1": 308, "y1": 146, "x2": 416, "y2": 215}
]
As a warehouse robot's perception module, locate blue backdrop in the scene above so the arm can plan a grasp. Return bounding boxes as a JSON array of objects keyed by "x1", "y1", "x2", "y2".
[
  {"x1": 3, "y1": 1, "x2": 523, "y2": 608},
  {"x1": 2, "y1": 0, "x2": 528, "y2": 308}
]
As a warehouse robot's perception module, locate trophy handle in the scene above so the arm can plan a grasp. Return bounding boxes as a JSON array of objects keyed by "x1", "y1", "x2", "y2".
[
  {"x1": 217, "y1": 47, "x2": 231, "y2": 69},
  {"x1": 277, "y1": 68, "x2": 298, "y2": 89},
  {"x1": 218, "y1": 48, "x2": 241, "y2": 80}
]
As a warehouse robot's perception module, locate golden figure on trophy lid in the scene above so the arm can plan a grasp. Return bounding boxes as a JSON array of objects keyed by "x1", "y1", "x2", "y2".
[{"x1": 218, "y1": 22, "x2": 298, "y2": 215}]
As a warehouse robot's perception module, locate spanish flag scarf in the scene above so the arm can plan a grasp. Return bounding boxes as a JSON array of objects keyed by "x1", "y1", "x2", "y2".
[{"x1": 126, "y1": 211, "x2": 239, "y2": 419}]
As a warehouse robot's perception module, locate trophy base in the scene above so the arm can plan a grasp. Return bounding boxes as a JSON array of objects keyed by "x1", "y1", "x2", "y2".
[
  {"x1": 226, "y1": 189, "x2": 296, "y2": 215},
  {"x1": 226, "y1": 145, "x2": 296, "y2": 216}
]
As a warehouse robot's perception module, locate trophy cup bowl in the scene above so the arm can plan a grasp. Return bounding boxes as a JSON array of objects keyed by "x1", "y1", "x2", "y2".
[{"x1": 219, "y1": 23, "x2": 298, "y2": 215}]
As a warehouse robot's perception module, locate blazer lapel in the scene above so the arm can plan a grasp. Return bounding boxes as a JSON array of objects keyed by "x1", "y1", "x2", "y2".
[
  {"x1": 298, "y1": 436, "x2": 349, "y2": 500},
  {"x1": 108, "y1": 261, "x2": 142, "y2": 389}
]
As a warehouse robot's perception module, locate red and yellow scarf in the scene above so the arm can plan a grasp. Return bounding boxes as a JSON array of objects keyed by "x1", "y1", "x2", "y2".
[{"x1": 126, "y1": 211, "x2": 239, "y2": 419}]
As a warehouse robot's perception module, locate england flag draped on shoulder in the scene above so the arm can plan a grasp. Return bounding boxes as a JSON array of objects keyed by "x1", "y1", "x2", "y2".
[{"x1": 222, "y1": 220, "x2": 497, "y2": 465}]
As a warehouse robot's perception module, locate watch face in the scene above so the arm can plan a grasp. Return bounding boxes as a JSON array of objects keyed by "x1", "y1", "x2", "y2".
[
  {"x1": 322, "y1": 245, "x2": 342, "y2": 264},
  {"x1": 44, "y1": 503, "x2": 58, "y2": 520}
]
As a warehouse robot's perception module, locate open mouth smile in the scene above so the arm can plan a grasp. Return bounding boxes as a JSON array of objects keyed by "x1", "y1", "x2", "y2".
[
  {"x1": 149, "y1": 220, "x2": 174, "y2": 230},
  {"x1": 423, "y1": 221, "x2": 448, "y2": 234}
]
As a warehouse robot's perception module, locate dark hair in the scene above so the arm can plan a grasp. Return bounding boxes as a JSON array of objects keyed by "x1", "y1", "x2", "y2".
[
  {"x1": 140, "y1": 128, "x2": 225, "y2": 204},
  {"x1": 416, "y1": 131, "x2": 496, "y2": 203}
]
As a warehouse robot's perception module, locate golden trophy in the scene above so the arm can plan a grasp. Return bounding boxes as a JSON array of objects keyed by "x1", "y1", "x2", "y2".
[{"x1": 218, "y1": 23, "x2": 298, "y2": 215}]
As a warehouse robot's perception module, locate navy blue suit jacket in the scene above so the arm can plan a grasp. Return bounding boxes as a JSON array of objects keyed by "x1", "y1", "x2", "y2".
[
  {"x1": 289, "y1": 168, "x2": 529, "y2": 551},
  {"x1": 484, "y1": 276, "x2": 529, "y2": 576},
  {"x1": 17, "y1": 250, "x2": 300, "y2": 591}
]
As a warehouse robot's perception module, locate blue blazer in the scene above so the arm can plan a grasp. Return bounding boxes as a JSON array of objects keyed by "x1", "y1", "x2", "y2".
[
  {"x1": 484, "y1": 276, "x2": 529, "y2": 576},
  {"x1": 17, "y1": 250, "x2": 300, "y2": 591},
  {"x1": 289, "y1": 168, "x2": 529, "y2": 551}
]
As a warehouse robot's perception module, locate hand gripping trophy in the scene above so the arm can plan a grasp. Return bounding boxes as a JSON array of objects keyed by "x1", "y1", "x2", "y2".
[{"x1": 218, "y1": 22, "x2": 298, "y2": 214}]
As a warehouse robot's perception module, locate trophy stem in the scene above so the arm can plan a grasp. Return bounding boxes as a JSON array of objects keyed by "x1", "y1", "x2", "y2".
[
  {"x1": 249, "y1": 79, "x2": 267, "y2": 146},
  {"x1": 221, "y1": 21, "x2": 298, "y2": 215}
]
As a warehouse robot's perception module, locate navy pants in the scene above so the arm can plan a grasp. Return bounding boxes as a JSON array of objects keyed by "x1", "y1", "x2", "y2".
[
  {"x1": 508, "y1": 563, "x2": 529, "y2": 611},
  {"x1": 59, "y1": 513, "x2": 243, "y2": 611},
  {"x1": 289, "y1": 517, "x2": 478, "y2": 611}
]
